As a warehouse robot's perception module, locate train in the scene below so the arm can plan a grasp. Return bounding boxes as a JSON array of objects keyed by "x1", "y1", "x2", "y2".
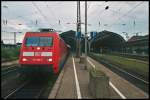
[{"x1": 19, "y1": 29, "x2": 69, "y2": 75}]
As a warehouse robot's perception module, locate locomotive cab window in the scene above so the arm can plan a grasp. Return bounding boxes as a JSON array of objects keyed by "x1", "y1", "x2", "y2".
[{"x1": 26, "y1": 37, "x2": 53, "y2": 46}]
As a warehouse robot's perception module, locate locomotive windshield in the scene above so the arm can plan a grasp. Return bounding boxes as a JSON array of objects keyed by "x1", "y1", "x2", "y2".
[{"x1": 26, "y1": 37, "x2": 53, "y2": 46}]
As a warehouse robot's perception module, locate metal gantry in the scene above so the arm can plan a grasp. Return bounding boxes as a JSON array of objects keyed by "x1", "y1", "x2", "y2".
[
  {"x1": 84, "y1": 1, "x2": 87, "y2": 69},
  {"x1": 76, "y1": 1, "x2": 81, "y2": 58}
]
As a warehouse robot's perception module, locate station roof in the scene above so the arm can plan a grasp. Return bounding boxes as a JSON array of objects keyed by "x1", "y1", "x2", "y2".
[
  {"x1": 59, "y1": 30, "x2": 76, "y2": 50},
  {"x1": 90, "y1": 30, "x2": 126, "y2": 47},
  {"x1": 60, "y1": 30, "x2": 76, "y2": 38},
  {"x1": 60, "y1": 30, "x2": 85, "y2": 41}
]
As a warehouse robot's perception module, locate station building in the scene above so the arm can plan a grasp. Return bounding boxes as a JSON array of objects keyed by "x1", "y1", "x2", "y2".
[{"x1": 125, "y1": 35, "x2": 149, "y2": 55}]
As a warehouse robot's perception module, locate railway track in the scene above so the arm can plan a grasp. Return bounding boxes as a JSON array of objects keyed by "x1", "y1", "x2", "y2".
[
  {"x1": 89, "y1": 55, "x2": 149, "y2": 94},
  {"x1": 3, "y1": 79, "x2": 49, "y2": 99},
  {"x1": 1, "y1": 65, "x2": 19, "y2": 80},
  {"x1": 108, "y1": 53, "x2": 149, "y2": 61},
  {"x1": 2, "y1": 59, "x2": 18, "y2": 63},
  {"x1": 1, "y1": 61, "x2": 59, "y2": 99},
  {"x1": 2, "y1": 66, "x2": 58, "y2": 99}
]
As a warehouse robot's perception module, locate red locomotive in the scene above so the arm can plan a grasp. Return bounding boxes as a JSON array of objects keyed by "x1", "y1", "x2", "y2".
[{"x1": 19, "y1": 29, "x2": 69, "y2": 75}]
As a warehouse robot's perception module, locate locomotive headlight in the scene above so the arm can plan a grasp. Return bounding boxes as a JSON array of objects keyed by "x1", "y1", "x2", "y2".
[
  {"x1": 22, "y1": 58, "x2": 27, "y2": 61},
  {"x1": 37, "y1": 47, "x2": 40, "y2": 50},
  {"x1": 48, "y1": 58, "x2": 52, "y2": 62}
]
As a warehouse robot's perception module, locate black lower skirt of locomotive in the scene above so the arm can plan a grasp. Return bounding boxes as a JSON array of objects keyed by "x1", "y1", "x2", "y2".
[{"x1": 19, "y1": 64, "x2": 54, "y2": 77}]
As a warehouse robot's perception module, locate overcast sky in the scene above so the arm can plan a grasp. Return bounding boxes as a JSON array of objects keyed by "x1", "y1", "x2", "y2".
[{"x1": 1, "y1": 1, "x2": 149, "y2": 43}]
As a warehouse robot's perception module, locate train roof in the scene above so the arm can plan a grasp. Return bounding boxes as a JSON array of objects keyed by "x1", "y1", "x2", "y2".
[
  {"x1": 25, "y1": 32, "x2": 59, "y2": 35},
  {"x1": 24, "y1": 32, "x2": 59, "y2": 37},
  {"x1": 25, "y1": 32, "x2": 57, "y2": 33}
]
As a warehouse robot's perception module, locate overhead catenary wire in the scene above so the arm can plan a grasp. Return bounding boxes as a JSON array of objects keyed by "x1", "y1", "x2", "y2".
[
  {"x1": 45, "y1": 1, "x2": 65, "y2": 31},
  {"x1": 87, "y1": 2, "x2": 91, "y2": 10},
  {"x1": 107, "y1": 1, "x2": 144, "y2": 29},
  {"x1": 108, "y1": 9, "x2": 135, "y2": 20},
  {"x1": 88, "y1": 1, "x2": 108, "y2": 22},
  {"x1": 45, "y1": 1, "x2": 76, "y2": 31},
  {"x1": 45, "y1": 2, "x2": 59, "y2": 24},
  {"x1": 86, "y1": 1, "x2": 146, "y2": 35},
  {"x1": 32, "y1": 1, "x2": 54, "y2": 28},
  {"x1": 2, "y1": 1, "x2": 148, "y2": 35}
]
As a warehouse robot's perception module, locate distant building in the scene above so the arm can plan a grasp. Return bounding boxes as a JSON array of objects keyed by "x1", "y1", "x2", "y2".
[
  {"x1": 125, "y1": 35, "x2": 149, "y2": 55},
  {"x1": 1, "y1": 40, "x2": 17, "y2": 48}
]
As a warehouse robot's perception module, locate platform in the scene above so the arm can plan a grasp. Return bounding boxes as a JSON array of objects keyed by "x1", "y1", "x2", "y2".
[
  {"x1": 48, "y1": 54, "x2": 148, "y2": 99},
  {"x1": 87, "y1": 56, "x2": 148, "y2": 99}
]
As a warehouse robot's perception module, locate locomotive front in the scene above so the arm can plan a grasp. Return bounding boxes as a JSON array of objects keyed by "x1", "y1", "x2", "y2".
[{"x1": 19, "y1": 32, "x2": 56, "y2": 75}]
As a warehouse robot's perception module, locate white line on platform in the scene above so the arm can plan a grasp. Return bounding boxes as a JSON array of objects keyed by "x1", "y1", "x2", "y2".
[
  {"x1": 109, "y1": 82, "x2": 126, "y2": 99},
  {"x1": 87, "y1": 58, "x2": 127, "y2": 99},
  {"x1": 72, "y1": 55, "x2": 82, "y2": 99},
  {"x1": 87, "y1": 58, "x2": 95, "y2": 69}
]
